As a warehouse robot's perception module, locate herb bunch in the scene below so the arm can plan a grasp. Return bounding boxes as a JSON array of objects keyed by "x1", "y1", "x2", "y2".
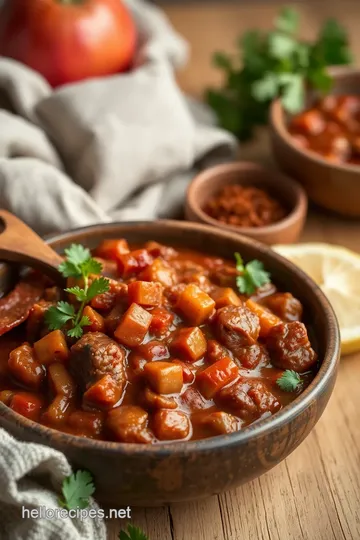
[
  {"x1": 235, "y1": 252, "x2": 271, "y2": 295},
  {"x1": 45, "y1": 244, "x2": 110, "y2": 338},
  {"x1": 207, "y1": 7, "x2": 352, "y2": 141},
  {"x1": 277, "y1": 369, "x2": 302, "y2": 392}
]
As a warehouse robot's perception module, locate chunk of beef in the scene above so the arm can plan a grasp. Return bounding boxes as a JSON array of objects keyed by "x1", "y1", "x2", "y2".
[
  {"x1": 217, "y1": 378, "x2": 281, "y2": 421},
  {"x1": 266, "y1": 321, "x2": 317, "y2": 373},
  {"x1": 235, "y1": 343, "x2": 270, "y2": 369},
  {"x1": 214, "y1": 305, "x2": 260, "y2": 358},
  {"x1": 70, "y1": 332, "x2": 126, "y2": 392},
  {"x1": 264, "y1": 293, "x2": 303, "y2": 322}
]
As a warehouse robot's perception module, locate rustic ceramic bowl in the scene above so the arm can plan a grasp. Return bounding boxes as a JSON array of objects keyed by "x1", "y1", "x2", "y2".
[
  {"x1": 185, "y1": 162, "x2": 307, "y2": 245},
  {"x1": 270, "y1": 66, "x2": 360, "y2": 217},
  {"x1": 0, "y1": 221, "x2": 340, "y2": 507}
]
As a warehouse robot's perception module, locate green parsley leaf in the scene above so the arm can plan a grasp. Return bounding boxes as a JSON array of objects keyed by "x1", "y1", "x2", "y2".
[
  {"x1": 252, "y1": 73, "x2": 279, "y2": 102},
  {"x1": 235, "y1": 253, "x2": 271, "y2": 295},
  {"x1": 119, "y1": 524, "x2": 148, "y2": 540},
  {"x1": 317, "y1": 19, "x2": 353, "y2": 66},
  {"x1": 277, "y1": 370, "x2": 302, "y2": 392},
  {"x1": 59, "y1": 470, "x2": 95, "y2": 510},
  {"x1": 213, "y1": 51, "x2": 233, "y2": 72},
  {"x1": 280, "y1": 73, "x2": 305, "y2": 114},
  {"x1": 67, "y1": 325, "x2": 85, "y2": 339},
  {"x1": 80, "y1": 258, "x2": 103, "y2": 278},
  {"x1": 86, "y1": 277, "x2": 111, "y2": 301},
  {"x1": 64, "y1": 244, "x2": 91, "y2": 267},
  {"x1": 58, "y1": 260, "x2": 82, "y2": 279},
  {"x1": 64, "y1": 286, "x2": 88, "y2": 302},
  {"x1": 268, "y1": 32, "x2": 297, "y2": 60},
  {"x1": 274, "y1": 7, "x2": 299, "y2": 34},
  {"x1": 44, "y1": 302, "x2": 75, "y2": 331}
]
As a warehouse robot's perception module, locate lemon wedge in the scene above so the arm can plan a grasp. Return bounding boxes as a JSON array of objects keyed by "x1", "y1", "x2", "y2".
[{"x1": 273, "y1": 243, "x2": 360, "y2": 355}]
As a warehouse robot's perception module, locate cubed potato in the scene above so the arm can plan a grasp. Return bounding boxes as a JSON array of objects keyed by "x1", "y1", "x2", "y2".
[
  {"x1": 34, "y1": 330, "x2": 69, "y2": 365},
  {"x1": 144, "y1": 362, "x2": 183, "y2": 394},
  {"x1": 139, "y1": 258, "x2": 177, "y2": 288},
  {"x1": 211, "y1": 287, "x2": 241, "y2": 309},
  {"x1": 95, "y1": 239, "x2": 130, "y2": 261},
  {"x1": 10, "y1": 392, "x2": 44, "y2": 421},
  {"x1": 245, "y1": 299, "x2": 281, "y2": 338},
  {"x1": 82, "y1": 306, "x2": 105, "y2": 333},
  {"x1": 106, "y1": 405, "x2": 153, "y2": 443},
  {"x1": 48, "y1": 363, "x2": 76, "y2": 397},
  {"x1": 171, "y1": 327, "x2": 207, "y2": 362},
  {"x1": 197, "y1": 357, "x2": 239, "y2": 399},
  {"x1": 149, "y1": 307, "x2": 174, "y2": 336},
  {"x1": 153, "y1": 410, "x2": 191, "y2": 441},
  {"x1": 43, "y1": 394, "x2": 72, "y2": 425},
  {"x1": 197, "y1": 411, "x2": 239, "y2": 435},
  {"x1": 83, "y1": 374, "x2": 121, "y2": 410},
  {"x1": 8, "y1": 343, "x2": 44, "y2": 389},
  {"x1": 114, "y1": 303, "x2": 152, "y2": 347},
  {"x1": 128, "y1": 281, "x2": 163, "y2": 307},
  {"x1": 117, "y1": 249, "x2": 153, "y2": 278},
  {"x1": 68, "y1": 411, "x2": 104, "y2": 438},
  {"x1": 176, "y1": 284, "x2": 215, "y2": 325}
]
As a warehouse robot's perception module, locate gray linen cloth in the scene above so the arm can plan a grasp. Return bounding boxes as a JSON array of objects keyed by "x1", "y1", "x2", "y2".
[
  {"x1": 0, "y1": 0, "x2": 237, "y2": 538},
  {"x1": 0, "y1": 0, "x2": 237, "y2": 235}
]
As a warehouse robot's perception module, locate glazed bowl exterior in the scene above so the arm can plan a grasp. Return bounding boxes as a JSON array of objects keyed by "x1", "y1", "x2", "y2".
[{"x1": 0, "y1": 221, "x2": 340, "y2": 506}]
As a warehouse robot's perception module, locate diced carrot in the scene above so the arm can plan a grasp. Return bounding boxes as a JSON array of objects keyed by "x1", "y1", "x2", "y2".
[
  {"x1": 34, "y1": 330, "x2": 69, "y2": 365},
  {"x1": 153, "y1": 410, "x2": 190, "y2": 441},
  {"x1": 43, "y1": 395, "x2": 72, "y2": 424},
  {"x1": 0, "y1": 390, "x2": 14, "y2": 405},
  {"x1": 68, "y1": 410, "x2": 104, "y2": 437},
  {"x1": 144, "y1": 362, "x2": 183, "y2": 394},
  {"x1": 8, "y1": 343, "x2": 44, "y2": 389},
  {"x1": 106, "y1": 405, "x2": 153, "y2": 444},
  {"x1": 176, "y1": 284, "x2": 215, "y2": 325},
  {"x1": 48, "y1": 363, "x2": 76, "y2": 397},
  {"x1": 139, "y1": 258, "x2": 177, "y2": 288},
  {"x1": 94, "y1": 239, "x2": 130, "y2": 261},
  {"x1": 128, "y1": 281, "x2": 163, "y2": 307},
  {"x1": 172, "y1": 359, "x2": 195, "y2": 383},
  {"x1": 10, "y1": 392, "x2": 44, "y2": 421},
  {"x1": 171, "y1": 327, "x2": 207, "y2": 362},
  {"x1": 136, "y1": 341, "x2": 169, "y2": 361},
  {"x1": 149, "y1": 307, "x2": 174, "y2": 336},
  {"x1": 211, "y1": 287, "x2": 241, "y2": 309},
  {"x1": 197, "y1": 357, "x2": 239, "y2": 399},
  {"x1": 290, "y1": 108, "x2": 325, "y2": 135},
  {"x1": 82, "y1": 306, "x2": 105, "y2": 333},
  {"x1": 90, "y1": 280, "x2": 127, "y2": 311},
  {"x1": 83, "y1": 374, "x2": 121, "y2": 410},
  {"x1": 117, "y1": 249, "x2": 153, "y2": 278},
  {"x1": 245, "y1": 299, "x2": 281, "y2": 338},
  {"x1": 114, "y1": 303, "x2": 152, "y2": 347}
]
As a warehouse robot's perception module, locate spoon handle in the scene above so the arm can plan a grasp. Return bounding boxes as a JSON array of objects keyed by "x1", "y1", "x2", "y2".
[{"x1": 0, "y1": 210, "x2": 64, "y2": 283}]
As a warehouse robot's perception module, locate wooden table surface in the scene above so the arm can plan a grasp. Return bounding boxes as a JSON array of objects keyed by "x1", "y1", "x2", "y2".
[{"x1": 109, "y1": 3, "x2": 360, "y2": 539}]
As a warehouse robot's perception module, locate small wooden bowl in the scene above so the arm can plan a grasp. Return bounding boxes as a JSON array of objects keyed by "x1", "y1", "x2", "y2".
[
  {"x1": 185, "y1": 162, "x2": 307, "y2": 245},
  {"x1": 270, "y1": 67, "x2": 360, "y2": 217}
]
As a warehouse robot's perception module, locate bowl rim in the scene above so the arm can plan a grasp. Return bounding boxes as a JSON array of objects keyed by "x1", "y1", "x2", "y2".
[
  {"x1": 186, "y1": 161, "x2": 308, "y2": 236},
  {"x1": 270, "y1": 65, "x2": 360, "y2": 174},
  {"x1": 0, "y1": 220, "x2": 340, "y2": 456}
]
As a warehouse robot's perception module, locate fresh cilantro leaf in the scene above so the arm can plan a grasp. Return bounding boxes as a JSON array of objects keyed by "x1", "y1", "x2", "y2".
[
  {"x1": 277, "y1": 370, "x2": 302, "y2": 392},
  {"x1": 317, "y1": 19, "x2": 352, "y2": 66},
  {"x1": 58, "y1": 260, "x2": 82, "y2": 279},
  {"x1": 59, "y1": 470, "x2": 95, "y2": 510},
  {"x1": 235, "y1": 254, "x2": 271, "y2": 295},
  {"x1": 280, "y1": 73, "x2": 305, "y2": 113},
  {"x1": 268, "y1": 32, "x2": 297, "y2": 59},
  {"x1": 86, "y1": 277, "x2": 110, "y2": 301},
  {"x1": 64, "y1": 244, "x2": 91, "y2": 267},
  {"x1": 80, "y1": 258, "x2": 103, "y2": 278},
  {"x1": 252, "y1": 73, "x2": 279, "y2": 102},
  {"x1": 44, "y1": 303, "x2": 75, "y2": 330},
  {"x1": 79, "y1": 315, "x2": 91, "y2": 328},
  {"x1": 274, "y1": 7, "x2": 299, "y2": 34},
  {"x1": 67, "y1": 325, "x2": 85, "y2": 339},
  {"x1": 65, "y1": 286, "x2": 88, "y2": 302},
  {"x1": 308, "y1": 68, "x2": 333, "y2": 94},
  {"x1": 119, "y1": 524, "x2": 148, "y2": 540},
  {"x1": 213, "y1": 52, "x2": 233, "y2": 72}
]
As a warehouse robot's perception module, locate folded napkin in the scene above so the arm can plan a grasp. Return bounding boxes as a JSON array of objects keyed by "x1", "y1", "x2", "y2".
[{"x1": 0, "y1": 0, "x2": 237, "y2": 235}]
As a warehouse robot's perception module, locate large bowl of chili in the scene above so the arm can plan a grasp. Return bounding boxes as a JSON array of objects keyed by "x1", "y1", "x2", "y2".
[{"x1": 0, "y1": 220, "x2": 339, "y2": 506}]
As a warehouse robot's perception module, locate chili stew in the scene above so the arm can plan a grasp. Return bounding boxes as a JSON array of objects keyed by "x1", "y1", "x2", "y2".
[{"x1": 0, "y1": 239, "x2": 318, "y2": 443}]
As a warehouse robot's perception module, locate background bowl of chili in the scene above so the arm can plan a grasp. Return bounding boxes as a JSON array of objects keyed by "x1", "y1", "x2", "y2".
[
  {"x1": 270, "y1": 66, "x2": 360, "y2": 217},
  {"x1": 0, "y1": 220, "x2": 339, "y2": 506},
  {"x1": 186, "y1": 162, "x2": 307, "y2": 245}
]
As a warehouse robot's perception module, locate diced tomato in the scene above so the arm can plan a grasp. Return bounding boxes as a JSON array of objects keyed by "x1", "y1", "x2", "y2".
[
  {"x1": 117, "y1": 249, "x2": 153, "y2": 278},
  {"x1": 149, "y1": 307, "x2": 174, "y2": 336}
]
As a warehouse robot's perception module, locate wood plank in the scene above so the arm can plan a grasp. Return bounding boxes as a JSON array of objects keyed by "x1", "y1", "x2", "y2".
[{"x1": 169, "y1": 497, "x2": 225, "y2": 540}]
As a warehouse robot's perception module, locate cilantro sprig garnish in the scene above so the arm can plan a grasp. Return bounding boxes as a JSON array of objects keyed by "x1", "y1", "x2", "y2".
[
  {"x1": 45, "y1": 244, "x2": 110, "y2": 338},
  {"x1": 277, "y1": 370, "x2": 302, "y2": 392},
  {"x1": 235, "y1": 252, "x2": 271, "y2": 295},
  {"x1": 59, "y1": 470, "x2": 95, "y2": 510},
  {"x1": 119, "y1": 525, "x2": 148, "y2": 540},
  {"x1": 207, "y1": 6, "x2": 352, "y2": 141}
]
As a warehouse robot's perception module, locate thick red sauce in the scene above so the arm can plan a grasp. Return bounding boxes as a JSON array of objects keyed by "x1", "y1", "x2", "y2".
[{"x1": 0, "y1": 240, "x2": 317, "y2": 443}]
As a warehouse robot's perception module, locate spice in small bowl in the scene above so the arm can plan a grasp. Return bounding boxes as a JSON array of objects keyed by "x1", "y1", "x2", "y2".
[
  {"x1": 185, "y1": 162, "x2": 308, "y2": 245},
  {"x1": 204, "y1": 184, "x2": 287, "y2": 228}
]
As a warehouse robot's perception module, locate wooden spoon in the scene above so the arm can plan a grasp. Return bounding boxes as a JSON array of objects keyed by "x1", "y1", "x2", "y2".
[{"x1": 0, "y1": 210, "x2": 64, "y2": 284}]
